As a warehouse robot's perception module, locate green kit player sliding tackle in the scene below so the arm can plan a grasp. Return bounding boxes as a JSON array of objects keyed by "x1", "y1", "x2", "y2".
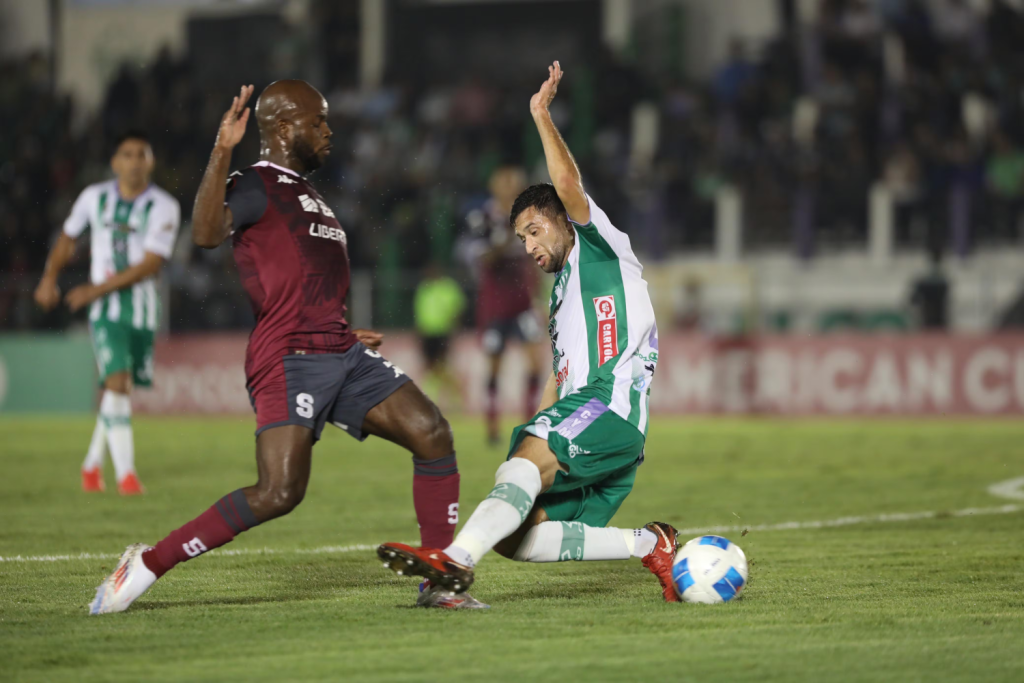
[
  {"x1": 35, "y1": 130, "x2": 180, "y2": 495},
  {"x1": 379, "y1": 62, "x2": 681, "y2": 603}
]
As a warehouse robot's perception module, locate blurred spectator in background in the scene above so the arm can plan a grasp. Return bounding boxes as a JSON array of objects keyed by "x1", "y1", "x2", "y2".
[
  {"x1": 908, "y1": 248, "x2": 950, "y2": 330},
  {"x1": 674, "y1": 278, "x2": 705, "y2": 333},
  {"x1": 414, "y1": 263, "x2": 467, "y2": 413},
  {"x1": 713, "y1": 39, "x2": 755, "y2": 106},
  {"x1": 7, "y1": 0, "x2": 1024, "y2": 335},
  {"x1": 985, "y1": 129, "x2": 1024, "y2": 241},
  {"x1": 883, "y1": 141, "x2": 925, "y2": 241},
  {"x1": 458, "y1": 165, "x2": 543, "y2": 444}
]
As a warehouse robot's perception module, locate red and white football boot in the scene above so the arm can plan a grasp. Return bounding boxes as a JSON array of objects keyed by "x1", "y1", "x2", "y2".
[
  {"x1": 377, "y1": 542, "x2": 474, "y2": 593},
  {"x1": 640, "y1": 521, "x2": 681, "y2": 603}
]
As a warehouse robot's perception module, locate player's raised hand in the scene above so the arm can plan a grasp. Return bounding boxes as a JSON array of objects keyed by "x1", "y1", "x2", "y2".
[
  {"x1": 530, "y1": 61, "x2": 563, "y2": 116},
  {"x1": 215, "y1": 84, "x2": 254, "y2": 151}
]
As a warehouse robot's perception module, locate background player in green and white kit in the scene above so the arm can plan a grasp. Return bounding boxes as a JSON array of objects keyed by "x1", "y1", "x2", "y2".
[
  {"x1": 379, "y1": 62, "x2": 682, "y2": 603},
  {"x1": 34, "y1": 130, "x2": 181, "y2": 495}
]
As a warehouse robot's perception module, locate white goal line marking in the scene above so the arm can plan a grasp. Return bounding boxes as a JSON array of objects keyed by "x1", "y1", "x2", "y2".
[
  {"x1": 673, "y1": 503, "x2": 1022, "y2": 537},
  {"x1": 2, "y1": 502, "x2": 1022, "y2": 564},
  {"x1": 0, "y1": 542, "x2": 388, "y2": 565}
]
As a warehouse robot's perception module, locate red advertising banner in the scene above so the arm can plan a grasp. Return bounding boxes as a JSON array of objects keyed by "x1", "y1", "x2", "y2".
[{"x1": 135, "y1": 333, "x2": 1024, "y2": 416}]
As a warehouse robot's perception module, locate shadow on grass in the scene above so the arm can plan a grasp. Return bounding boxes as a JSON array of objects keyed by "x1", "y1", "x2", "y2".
[{"x1": 134, "y1": 593, "x2": 318, "y2": 610}]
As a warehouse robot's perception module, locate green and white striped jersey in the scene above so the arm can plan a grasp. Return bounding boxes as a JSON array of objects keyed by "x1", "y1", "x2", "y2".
[
  {"x1": 548, "y1": 195, "x2": 659, "y2": 436},
  {"x1": 63, "y1": 180, "x2": 181, "y2": 330}
]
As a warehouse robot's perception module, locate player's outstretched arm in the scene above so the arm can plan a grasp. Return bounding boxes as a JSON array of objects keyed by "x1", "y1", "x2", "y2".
[
  {"x1": 193, "y1": 84, "x2": 254, "y2": 249},
  {"x1": 530, "y1": 61, "x2": 589, "y2": 225},
  {"x1": 64, "y1": 252, "x2": 164, "y2": 313}
]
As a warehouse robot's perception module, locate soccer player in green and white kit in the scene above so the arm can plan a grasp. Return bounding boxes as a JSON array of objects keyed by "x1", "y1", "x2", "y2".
[
  {"x1": 35, "y1": 130, "x2": 181, "y2": 495},
  {"x1": 379, "y1": 62, "x2": 681, "y2": 603}
]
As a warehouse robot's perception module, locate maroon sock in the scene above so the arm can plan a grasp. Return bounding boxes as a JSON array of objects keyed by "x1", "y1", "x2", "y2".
[
  {"x1": 142, "y1": 489, "x2": 259, "y2": 578},
  {"x1": 412, "y1": 454, "x2": 460, "y2": 548},
  {"x1": 524, "y1": 374, "x2": 540, "y2": 420}
]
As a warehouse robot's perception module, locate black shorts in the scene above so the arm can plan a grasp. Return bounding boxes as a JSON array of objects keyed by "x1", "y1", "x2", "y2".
[
  {"x1": 249, "y1": 342, "x2": 411, "y2": 443},
  {"x1": 481, "y1": 311, "x2": 542, "y2": 356},
  {"x1": 421, "y1": 335, "x2": 451, "y2": 364}
]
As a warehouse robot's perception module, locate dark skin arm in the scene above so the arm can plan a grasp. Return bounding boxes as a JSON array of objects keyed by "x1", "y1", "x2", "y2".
[
  {"x1": 193, "y1": 84, "x2": 255, "y2": 249},
  {"x1": 34, "y1": 232, "x2": 77, "y2": 310},
  {"x1": 65, "y1": 252, "x2": 165, "y2": 312},
  {"x1": 191, "y1": 84, "x2": 383, "y2": 351}
]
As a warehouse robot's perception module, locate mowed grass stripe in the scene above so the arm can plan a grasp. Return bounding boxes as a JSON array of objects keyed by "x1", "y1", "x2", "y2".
[{"x1": 2, "y1": 502, "x2": 1022, "y2": 563}]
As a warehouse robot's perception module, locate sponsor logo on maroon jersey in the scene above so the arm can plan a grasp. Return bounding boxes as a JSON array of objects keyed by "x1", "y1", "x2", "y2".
[
  {"x1": 593, "y1": 295, "x2": 618, "y2": 366},
  {"x1": 309, "y1": 222, "x2": 347, "y2": 246},
  {"x1": 299, "y1": 193, "x2": 336, "y2": 218}
]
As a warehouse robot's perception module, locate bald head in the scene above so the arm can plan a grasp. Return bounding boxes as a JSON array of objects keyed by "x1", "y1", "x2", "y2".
[{"x1": 255, "y1": 80, "x2": 333, "y2": 174}]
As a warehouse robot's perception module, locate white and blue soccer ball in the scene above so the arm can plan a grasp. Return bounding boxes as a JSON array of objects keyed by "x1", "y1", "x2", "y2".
[{"x1": 672, "y1": 535, "x2": 748, "y2": 604}]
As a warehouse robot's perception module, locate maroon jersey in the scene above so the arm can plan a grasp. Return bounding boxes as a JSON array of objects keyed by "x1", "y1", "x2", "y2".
[
  {"x1": 226, "y1": 161, "x2": 357, "y2": 383},
  {"x1": 465, "y1": 200, "x2": 536, "y2": 328}
]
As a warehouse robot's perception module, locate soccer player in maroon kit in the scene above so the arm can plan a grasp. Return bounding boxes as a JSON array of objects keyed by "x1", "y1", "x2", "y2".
[
  {"x1": 464, "y1": 166, "x2": 545, "y2": 444},
  {"x1": 90, "y1": 80, "x2": 486, "y2": 613}
]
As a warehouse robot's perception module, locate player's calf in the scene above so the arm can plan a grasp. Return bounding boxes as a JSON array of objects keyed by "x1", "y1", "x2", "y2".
[{"x1": 139, "y1": 489, "x2": 261, "y2": 581}]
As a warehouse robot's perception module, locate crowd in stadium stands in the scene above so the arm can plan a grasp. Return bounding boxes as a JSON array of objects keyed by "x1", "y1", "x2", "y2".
[{"x1": 5, "y1": 0, "x2": 1024, "y2": 331}]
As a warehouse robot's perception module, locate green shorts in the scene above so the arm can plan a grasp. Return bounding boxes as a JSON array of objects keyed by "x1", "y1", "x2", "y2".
[
  {"x1": 89, "y1": 319, "x2": 155, "y2": 387},
  {"x1": 507, "y1": 390, "x2": 645, "y2": 527}
]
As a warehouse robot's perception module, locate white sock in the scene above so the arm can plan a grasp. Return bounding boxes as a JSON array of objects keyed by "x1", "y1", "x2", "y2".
[
  {"x1": 633, "y1": 528, "x2": 659, "y2": 558},
  {"x1": 82, "y1": 415, "x2": 107, "y2": 470},
  {"x1": 101, "y1": 391, "x2": 135, "y2": 481},
  {"x1": 512, "y1": 522, "x2": 654, "y2": 562},
  {"x1": 445, "y1": 458, "x2": 542, "y2": 568}
]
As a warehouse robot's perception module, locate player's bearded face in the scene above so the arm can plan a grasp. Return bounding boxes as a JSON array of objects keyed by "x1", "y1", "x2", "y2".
[
  {"x1": 517, "y1": 209, "x2": 573, "y2": 273},
  {"x1": 292, "y1": 134, "x2": 323, "y2": 172},
  {"x1": 290, "y1": 108, "x2": 332, "y2": 173}
]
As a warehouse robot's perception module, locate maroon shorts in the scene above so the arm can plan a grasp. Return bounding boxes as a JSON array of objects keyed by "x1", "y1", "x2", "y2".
[{"x1": 248, "y1": 343, "x2": 410, "y2": 443}]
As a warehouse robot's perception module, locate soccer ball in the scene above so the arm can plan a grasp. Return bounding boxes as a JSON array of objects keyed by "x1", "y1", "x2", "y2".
[{"x1": 671, "y1": 535, "x2": 748, "y2": 603}]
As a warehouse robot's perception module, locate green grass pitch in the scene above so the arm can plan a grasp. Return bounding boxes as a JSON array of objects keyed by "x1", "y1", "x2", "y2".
[{"x1": 1, "y1": 415, "x2": 1023, "y2": 682}]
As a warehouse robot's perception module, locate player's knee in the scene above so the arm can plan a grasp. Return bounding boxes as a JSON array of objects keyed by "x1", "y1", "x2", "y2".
[
  {"x1": 104, "y1": 373, "x2": 132, "y2": 395},
  {"x1": 407, "y1": 407, "x2": 453, "y2": 459},
  {"x1": 424, "y1": 413, "x2": 454, "y2": 457},
  {"x1": 257, "y1": 481, "x2": 306, "y2": 518},
  {"x1": 511, "y1": 439, "x2": 562, "y2": 492}
]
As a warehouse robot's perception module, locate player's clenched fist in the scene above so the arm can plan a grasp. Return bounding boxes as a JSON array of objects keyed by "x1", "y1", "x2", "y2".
[
  {"x1": 33, "y1": 277, "x2": 60, "y2": 311},
  {"x1": 215, "y1": 84, "x2": 254, "y2": 151},
  {"x1": 530, "y1": 61, "x2": 563, "y2": 116}
]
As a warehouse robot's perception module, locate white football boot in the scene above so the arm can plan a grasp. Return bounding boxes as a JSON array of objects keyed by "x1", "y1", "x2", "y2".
[{"x1": 89, "y1": 543, "x2": 158, "y2": 614}]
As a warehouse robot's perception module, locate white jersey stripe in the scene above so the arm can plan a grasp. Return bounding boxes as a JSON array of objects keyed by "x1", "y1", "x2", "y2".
[
  {"x1": 106, "y1": 292, "x2": 120, "y2": 321},
  {"x1": 145, "y1": 280, "x2": 158, "y2": 330},
  {"x1": 131, "y1": 284, "x2": 144, "y2": 329}
]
